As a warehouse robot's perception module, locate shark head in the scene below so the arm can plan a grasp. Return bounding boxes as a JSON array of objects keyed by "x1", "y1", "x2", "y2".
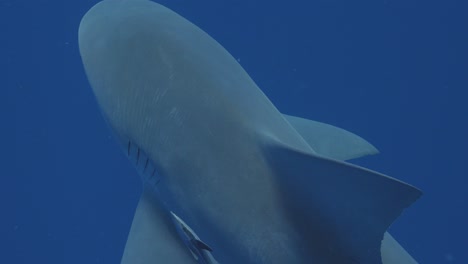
[
  {"x1": 79, "y1": 0, "x2": 172, "y2": 140},
  {"x1": 78, "y1": 0, "x2": 234, "y2": 165},
  {"x1": 78, "y1": 0, "x2": 209, "y2": 179}
]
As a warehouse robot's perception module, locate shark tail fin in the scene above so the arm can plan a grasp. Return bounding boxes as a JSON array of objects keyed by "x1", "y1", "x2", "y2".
[{"x1": 263, "y1": 140, "x2": 421, "y2": 263}]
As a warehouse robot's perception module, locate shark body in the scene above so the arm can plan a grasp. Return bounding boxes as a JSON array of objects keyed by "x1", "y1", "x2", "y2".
[{"x1": 78, "y1": 0, "x2": 421, "y2": 263}]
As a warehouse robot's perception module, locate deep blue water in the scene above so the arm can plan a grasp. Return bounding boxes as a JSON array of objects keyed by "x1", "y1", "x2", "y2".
[{"x1": 4, "y1": 0, "x2": 467, "y2": 263}]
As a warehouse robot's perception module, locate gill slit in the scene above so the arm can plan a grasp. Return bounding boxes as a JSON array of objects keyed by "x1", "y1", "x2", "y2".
[
  {"x1": 144, "y1": 158, "x2": 149, "y2": 172},
  {"x1": 136, "y1": 148, "x2": 140, "y2": 165},
  {"x1": 126, "y1": 139, "x2": 162, "y2": 187}
]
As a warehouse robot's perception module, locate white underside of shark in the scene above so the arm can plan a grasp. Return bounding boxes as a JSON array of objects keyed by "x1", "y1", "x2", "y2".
[{"x1": 78, "y1": 0, "x2": 422, "y2": 263}]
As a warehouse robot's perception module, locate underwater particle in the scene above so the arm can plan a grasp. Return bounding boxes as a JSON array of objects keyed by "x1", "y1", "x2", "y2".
[{"x1": 445, "y1": 253, "x2": 454, "y2": 262}]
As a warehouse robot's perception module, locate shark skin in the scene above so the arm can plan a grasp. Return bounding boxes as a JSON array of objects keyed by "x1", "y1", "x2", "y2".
[{"x1": 78, "y1": 0, "x2": 422, "y2": 263}]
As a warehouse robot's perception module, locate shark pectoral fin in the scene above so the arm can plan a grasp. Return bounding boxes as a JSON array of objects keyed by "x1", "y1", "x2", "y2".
[
  {"x1": 381, "y1": 232, "x2": 418, "y2": 264},
  {"x1": 282, "y1": 114, "x2": 379, "y2": 160},
  {"x1": 263, "y1": 141, "x2": 422, "y2": 264},
  {"x1": 121, "y1": 189, "x2": 197, "y2": 264}
]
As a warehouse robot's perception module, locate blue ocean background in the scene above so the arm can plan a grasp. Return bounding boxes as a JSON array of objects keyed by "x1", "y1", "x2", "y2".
[{"x1": 4, "y1": 0, "x2": 467, "y2": 263}]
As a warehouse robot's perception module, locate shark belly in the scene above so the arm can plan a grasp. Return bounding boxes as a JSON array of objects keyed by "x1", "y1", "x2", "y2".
[{"x1": 151, "y1": 131, "x2": 307, "y2": 264}]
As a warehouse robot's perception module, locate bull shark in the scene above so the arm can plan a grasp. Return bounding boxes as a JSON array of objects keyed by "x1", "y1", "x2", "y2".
[{"x1": 78, "y1": 0, "x2": 422, "y2": 263}]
